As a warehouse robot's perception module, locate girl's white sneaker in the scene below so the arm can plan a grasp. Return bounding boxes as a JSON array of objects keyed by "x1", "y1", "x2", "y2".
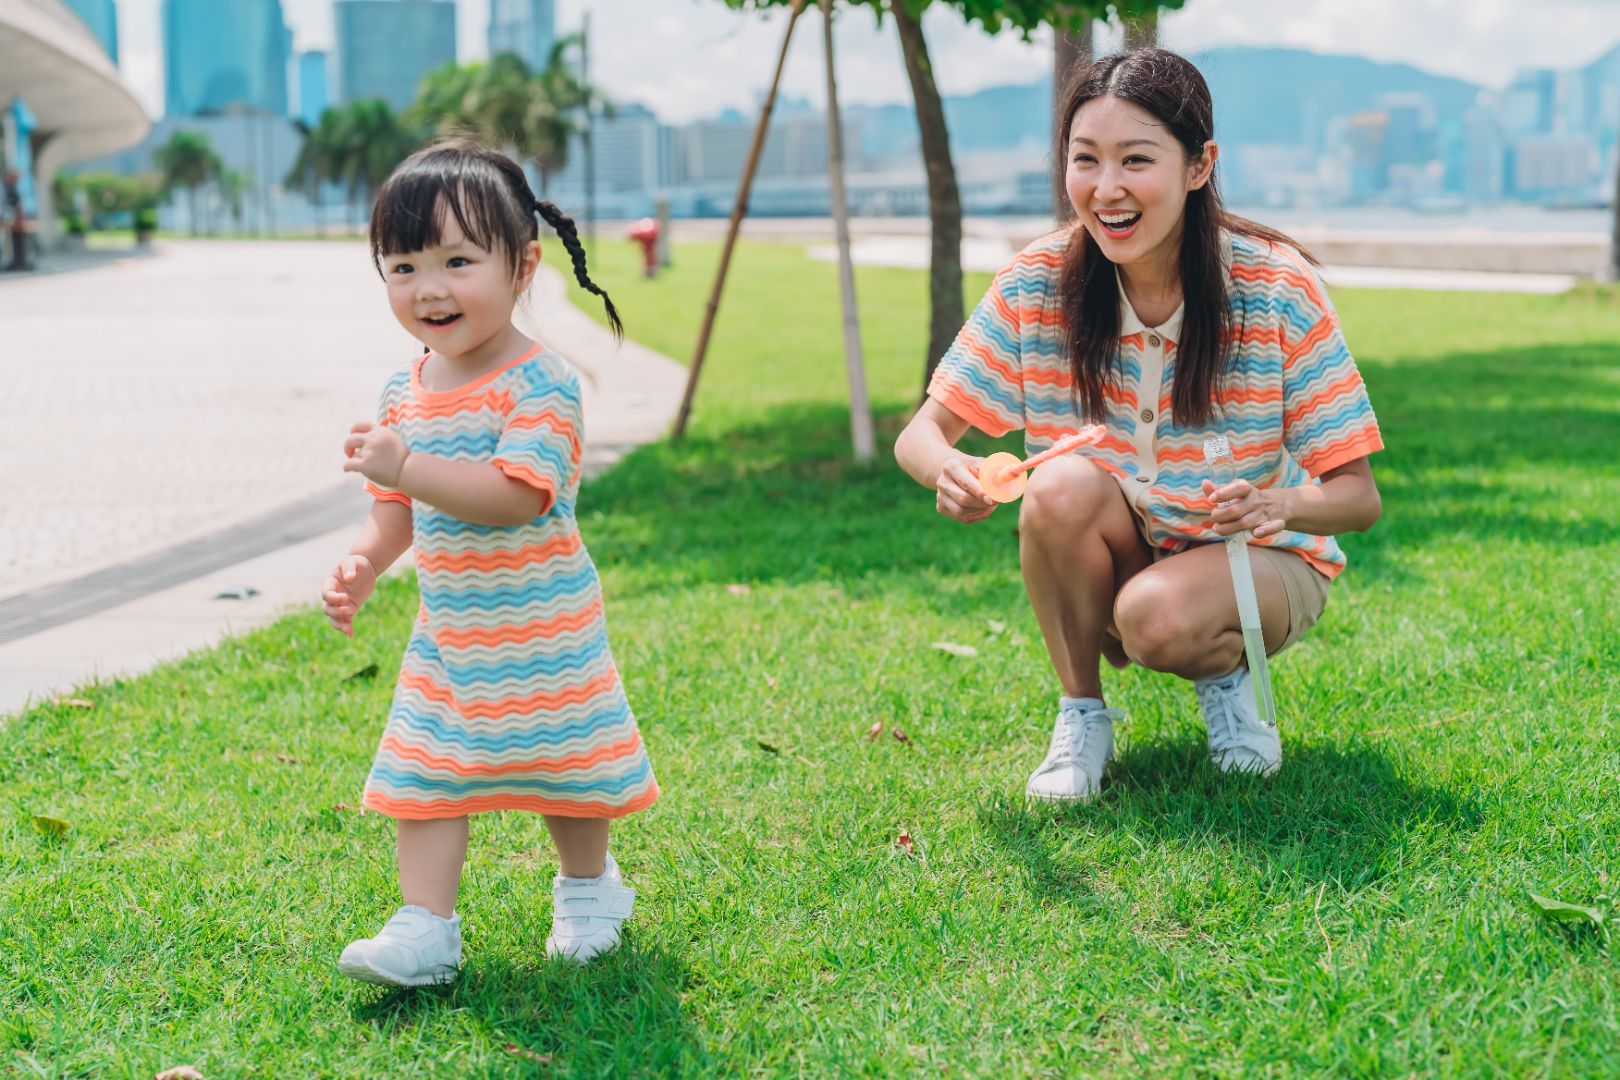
[
  {"x1": 337, "y1": 905, "x2": 462, "y2": 987},
  {"x1": 545, "y1": 852, "x2": 636, "y2": 963}
]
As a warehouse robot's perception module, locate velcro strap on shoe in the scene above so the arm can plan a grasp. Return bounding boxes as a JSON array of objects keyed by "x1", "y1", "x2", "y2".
[{"x1": 554, "y1": 883, "x2": 635, "y2": 920}]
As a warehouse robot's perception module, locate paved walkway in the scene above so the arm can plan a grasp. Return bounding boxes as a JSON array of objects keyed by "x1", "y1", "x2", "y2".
[
  {"x1": 808, "y1": 237, "x2": 1579, "y2": 294},
  {"x1": 0, "y1": 240, "x2": 684, "y2": 715}
]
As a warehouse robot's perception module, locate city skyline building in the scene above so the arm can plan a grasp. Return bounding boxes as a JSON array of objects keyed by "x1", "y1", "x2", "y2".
[
  {"x1": 63, "y1": 0, "x2": 118, "y2": 64},
  {"x1": 488, "y1": 0, "x2": 556, "y2": 70},
  {"x1": 297, "y1": 50, "x2": 328, "y2": 127},
  {"x1": 163, "y1": 0, "x2": 291, "y2": 118},
  {"x1": 333, "y1": 0, "x2": 456, "y2": 110}
]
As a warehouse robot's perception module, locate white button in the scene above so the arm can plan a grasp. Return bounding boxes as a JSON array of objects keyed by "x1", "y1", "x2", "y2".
[{"x1": 1140, "y1": 408, "x2": 1154, "y2": 423}]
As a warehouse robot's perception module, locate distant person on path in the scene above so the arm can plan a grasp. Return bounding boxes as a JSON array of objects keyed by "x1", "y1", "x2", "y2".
[
  {"x1": 321, "y1": 140, "x2": 657, "y2": 987},
  {"x1": 4, "y1": 169, "x2": 33, "y2": 272},
  {"x1": 895, "y1": 49, "x2": 1384, "y2": 803}
]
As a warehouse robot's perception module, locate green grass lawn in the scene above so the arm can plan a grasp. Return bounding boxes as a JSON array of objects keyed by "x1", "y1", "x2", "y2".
[{"x1": 4, "y1": 239, "x2": 1618, "y2": 1077}]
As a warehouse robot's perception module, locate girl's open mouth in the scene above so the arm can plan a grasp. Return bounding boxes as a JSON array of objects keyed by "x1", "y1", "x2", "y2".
[
  {"x1": 1096, "y1": 211, "x2": 1142, "y2": 238},
  {"x1": 422, "y1": 314, "x2": 462, "y2": 329}
]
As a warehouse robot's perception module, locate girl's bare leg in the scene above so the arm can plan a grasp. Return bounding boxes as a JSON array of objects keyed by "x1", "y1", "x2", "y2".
[
  {"x1": 397, "y1": 816, "x2": 469, "y2": 919},
  {"x1": 544, "y1": 816, "x2": 610, "y2": 878}
]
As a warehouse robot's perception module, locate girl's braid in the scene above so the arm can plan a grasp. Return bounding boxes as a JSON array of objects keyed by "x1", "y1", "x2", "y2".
[{"x1": 533, "y1": 198, "x2": 623, "y2": 340}]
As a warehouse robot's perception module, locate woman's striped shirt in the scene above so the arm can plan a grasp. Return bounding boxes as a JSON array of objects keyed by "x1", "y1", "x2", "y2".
[
  {"x1": 928, "y1": 228, "x2": 1384, "y2": 579},
  {"x1": 360, "y1": 344, "x2": 658, "y2": 820}
]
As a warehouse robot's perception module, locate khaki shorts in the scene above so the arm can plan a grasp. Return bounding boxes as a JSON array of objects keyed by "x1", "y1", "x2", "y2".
[{"x1": 1144, "y1": 537, "x2": 1331, "y2": 656}]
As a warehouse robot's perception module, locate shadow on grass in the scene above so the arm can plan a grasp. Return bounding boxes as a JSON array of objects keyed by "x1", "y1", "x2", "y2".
[
  {"x1": 583, "y1": 340, "x2": 1619, "y2": 599},
  {"x1": 351, "y1": 934, "x2": 705, "y2": 1073},
  {"x1": 977, "y1": 734, "x2": 1483, "y2": 898}
]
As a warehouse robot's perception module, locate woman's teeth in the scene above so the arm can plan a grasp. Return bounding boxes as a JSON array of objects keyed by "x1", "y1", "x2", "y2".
[{"x1": 1098, "y1": 211, "x2": 1141, "y2": 233}]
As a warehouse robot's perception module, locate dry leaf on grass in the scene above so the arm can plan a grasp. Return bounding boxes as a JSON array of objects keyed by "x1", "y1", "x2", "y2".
[
  {"x1": 895, "y1": 828, "x2": 916, "y2": 856},
  {"x1": 764, "y1": 672, "x2": 777, "y2": 690},
  {"x1": 332, "y1": 802, "x2": 364, "y2": 813},
  {"x1": 155, "y1": 1067, "x2": 205, "y2": 1080},
  {"x1": 724, "y1": 583, "x2": 751, "y2": 596},
  {"x1": 891, "y1": 727, "x2": 911, "y2": 745},
  {"x1": 864, "y1": 720, "x2": 884, "y2": 741},
  {"x1": 504, "y1": 1043, "x2": 552, "y2": 1064},
  {"x1": 31, "y1": 815, "x2": 70, "y2": 837},
  {"x1": 60, "y1": 697, "x2": 95, "y2": 709},
  {"x1": 275, "y1": 754, "x2": 300, "y2": 765},
  {"x1": 756, "y1": 739, "x2": 780, "y2": 755},
  {"x1": 931, "y1": 641, "x2": 978, "y2": 658},
  {"x1": 987, "y1": 620, "x2": 1007, "y2": 635}
]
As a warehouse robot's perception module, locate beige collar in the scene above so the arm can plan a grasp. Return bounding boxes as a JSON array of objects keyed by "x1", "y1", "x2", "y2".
[{"x1": 1114, "y1": 230, "x2": 1236, "y2": 346}]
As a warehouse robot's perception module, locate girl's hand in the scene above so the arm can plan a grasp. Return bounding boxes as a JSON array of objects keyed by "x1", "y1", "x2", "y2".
[
  {"x1": 342, "y1": 422, "x2": 410, "y2": 487},
  {"x1": 936, "y1": 452, "x2": 997, "y2": 524},
  {"x1": 1203, "y1": 478, "x2": 1289, "y2": 539},
  {"x1": 321, "y1": 554, "x2": 377, "y2": 638}
]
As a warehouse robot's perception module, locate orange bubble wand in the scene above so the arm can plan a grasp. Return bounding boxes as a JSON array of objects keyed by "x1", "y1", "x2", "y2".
[{"x1": 976, "y1": 424, "x2": 1107, "y2": 502}]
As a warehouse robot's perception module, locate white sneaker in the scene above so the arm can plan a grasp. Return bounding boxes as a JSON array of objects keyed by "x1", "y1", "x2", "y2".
[
  {"x1": 337, "y1": 905, "x2": 462, "y2": 987},
  {"x1": 1025, "y1": 702, "x2": 1121, "y2": 803},
  {"x1": 1196, "y1": 667, "x2": 1282, "y2": 777},
  {"x1": 546, "y1": 852, "x2": 636, "y2": 963}
]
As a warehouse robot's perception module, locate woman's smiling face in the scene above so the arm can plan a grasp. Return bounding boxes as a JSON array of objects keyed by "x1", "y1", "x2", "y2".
[{"x1": 1065, "y1": 94, "x2": 1216, "y2": 272}]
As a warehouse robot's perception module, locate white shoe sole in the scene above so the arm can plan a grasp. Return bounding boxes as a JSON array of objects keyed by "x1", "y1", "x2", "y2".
[
  {"x1": 545, "y1": 934, "x2": 621, "y2": 963},
  {"x1": 1024, "y1": 785, "x2": 1100, "y2": 804},
  {"x1": 337, "y1": 954, "x2": 458, "y2": 988}
]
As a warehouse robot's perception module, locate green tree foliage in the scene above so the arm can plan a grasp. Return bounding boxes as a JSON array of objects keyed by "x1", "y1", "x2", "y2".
[{"x1": 153, "y1": 130, "x2": 223, "y2": 236}]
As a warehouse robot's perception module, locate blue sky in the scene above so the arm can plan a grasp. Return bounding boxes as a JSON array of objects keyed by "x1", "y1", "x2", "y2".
[{"x1": 113, "y1": 0, "x2": 1620, "y2": 123}]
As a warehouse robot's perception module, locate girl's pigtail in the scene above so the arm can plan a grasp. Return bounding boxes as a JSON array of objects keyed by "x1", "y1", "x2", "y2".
[{"x1": 533, "y1": 198, "x2": 624, "y2": 341}]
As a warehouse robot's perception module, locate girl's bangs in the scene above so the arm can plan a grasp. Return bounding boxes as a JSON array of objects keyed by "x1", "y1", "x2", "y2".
[{"x1": 371, "y1": 167, "x2": 509, "y2": 266}]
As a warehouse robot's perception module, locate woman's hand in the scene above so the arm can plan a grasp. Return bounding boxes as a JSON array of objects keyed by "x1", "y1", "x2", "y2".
[
  {"x1": 936, "y1": 452, "x2": 998, "y2": 524},
  {"x1": 1203, "y1": 478, "x2": 1290, "y2": 539},
  {"x1": 321, "y1": 554, "x2": 377, "y2": 638},
  {"x1": 342, "y1": 421, "x2": 410, "y2": 488}
]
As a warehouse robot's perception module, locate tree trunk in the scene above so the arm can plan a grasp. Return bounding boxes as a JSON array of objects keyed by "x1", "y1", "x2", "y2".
[
  {"x1": 821, "y1": 0, "x2": 875, "y2": 463},
  {"x1": 1610, "y1": 159, "x2": 1620, "y2": 281},
  {"x1": 1052, "y1": 13, "x2": 1093, "y2": 222},
  {"x1": 1124, "y1": 8, "x2": 1158, "y2": 50},
  {"x1": 672, "y1": 0, "x2": 808, "y2": 438},
  {"x1": 890, "y1": 0, "x2": 963, "y2": 398}
]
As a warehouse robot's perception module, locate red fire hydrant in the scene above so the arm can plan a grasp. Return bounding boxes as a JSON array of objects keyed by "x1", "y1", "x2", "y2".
[{"x1": 626, "y1": 217, "x2": 660, "y2": 278}]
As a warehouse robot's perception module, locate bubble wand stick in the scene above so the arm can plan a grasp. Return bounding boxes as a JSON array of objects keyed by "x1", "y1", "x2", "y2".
[
  {"x1": 1202, "y1": 435, "x2": 1277, "y2": 727},
  {"x1": 976, "y1": 424, "x2": 1107, "y2": 503}
]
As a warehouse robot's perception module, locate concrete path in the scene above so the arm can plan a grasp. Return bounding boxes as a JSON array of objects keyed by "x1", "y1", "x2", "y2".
[
  {"x1": 0, "y1": 239, "x2": 684, "y2": 716},
  {"x1": 808, "y1": 236, "x2": 1579, "y2": 294}
]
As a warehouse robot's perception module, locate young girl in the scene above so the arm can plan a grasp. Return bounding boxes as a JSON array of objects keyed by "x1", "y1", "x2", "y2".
[
  {"x1": 895, "y1": 49, "x2": 1383, "y2": 802},
  {"x1": 321, "y1": 139, "x2": 658, "y2": 987}
]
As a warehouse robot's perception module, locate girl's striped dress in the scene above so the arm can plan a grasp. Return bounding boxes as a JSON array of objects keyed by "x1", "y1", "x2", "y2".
[{"x1": 361, "y1": 344, "x2": 659, "y2": 820}]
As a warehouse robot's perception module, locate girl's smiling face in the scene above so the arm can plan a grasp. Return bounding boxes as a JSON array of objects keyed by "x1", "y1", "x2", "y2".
[
  {"x1": 383, "y1": 203, "x2": 539, "y2": 361},
  {"x1": 1065, "y1": 95, "x2": 1216, "y2": 274}
]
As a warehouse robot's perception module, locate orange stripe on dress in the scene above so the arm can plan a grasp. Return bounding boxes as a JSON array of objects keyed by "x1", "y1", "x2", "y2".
[
  {"x1": 377, "y1": 730, "x2": 646, "y2": 777},
  {"x1": 929, "y1": 379, "x2": 1014, "y2": 437},
  {"x1": 433, "y1": 597, "x2": 604, "y2": 648},
  {"x1": 363, "y1": 782, "x2": 660, "y2": 821},
  {"x1": 415, "y1": 534, "x2": 581, "y2": 574},
  {"x1": 398, "y1": 666, "x2": 621, "y2": 717}
]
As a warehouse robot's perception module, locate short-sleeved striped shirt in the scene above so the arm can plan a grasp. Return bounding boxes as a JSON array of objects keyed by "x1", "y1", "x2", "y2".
[
  {"x1": 928, "y1": 228, "x2": 1383, "y2": 579},
  {"x1": 361, "y1": 345, "x2": 659, "y2": 819}
]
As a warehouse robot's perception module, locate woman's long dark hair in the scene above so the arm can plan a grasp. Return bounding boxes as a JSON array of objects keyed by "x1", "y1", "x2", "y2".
[
  {"x1": 1057, "y1": 49, "x2": 1312, "y2": 428},
  {"x1": 370, "y1": 138, "x2": 622, "y2": 339}
]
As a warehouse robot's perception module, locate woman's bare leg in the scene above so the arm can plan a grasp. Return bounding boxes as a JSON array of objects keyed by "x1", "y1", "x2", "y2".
[
  {"x1": 1113, "y1": 544, "x2": 1292, "y2": 678},
  {"x1": 1018, "y1": 457, "x2": 1154, "y2": 698}
]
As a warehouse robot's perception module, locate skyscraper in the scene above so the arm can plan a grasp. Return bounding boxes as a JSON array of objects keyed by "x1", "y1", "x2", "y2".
[
  {"x1": 334, "y1": 0, "x2": 457, "y2": 111},
  {"x1": 488, "y1": 0, "x2": 556, "y2": 70},
  {"x1": 163, "y1": 0, "x2": 291, "y2": 118},
  {"x1": 63, "y1": 0, "x2": 118, "y2": 64},
  {"x1": 297, "y1": 52, "x2": 329, "y2": 128}
]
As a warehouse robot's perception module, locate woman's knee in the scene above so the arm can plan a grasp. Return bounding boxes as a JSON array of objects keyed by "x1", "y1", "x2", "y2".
[
  {"x1": 1114, "y1": 574, "x2": 1200, "y2": 672},
  {"x1": 1019, "y1": 455, "x2": 1118, "y2": 535}
]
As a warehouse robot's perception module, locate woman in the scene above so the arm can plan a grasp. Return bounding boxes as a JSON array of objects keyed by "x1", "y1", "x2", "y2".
[{"x1": 894, "y1": 49, "x2": 1383, "y2": 802}]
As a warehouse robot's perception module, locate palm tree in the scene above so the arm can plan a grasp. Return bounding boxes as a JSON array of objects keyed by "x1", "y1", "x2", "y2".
[
  {"x1": 286, "y1": 110, "x2": 350, "y2": 236},
  {"x1": 217, "y1": 169, "x2": 251, "y2": 232},
  {"x1": 331, "y1": 100, "x2": 421, "y2": 217},
  {"x1": 153, "y1": 130, "x2": 223, "y2": 236}
]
